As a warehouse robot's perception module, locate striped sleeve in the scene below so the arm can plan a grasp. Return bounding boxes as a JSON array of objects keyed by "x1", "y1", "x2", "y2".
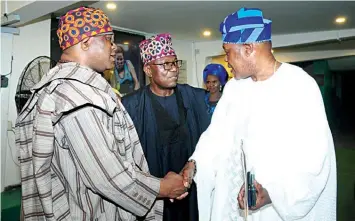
[{"x1": 59, "y1": 106, "x2": 160, "y2": 217}]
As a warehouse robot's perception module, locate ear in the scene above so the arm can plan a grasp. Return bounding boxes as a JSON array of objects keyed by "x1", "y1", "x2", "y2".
[
  {"x1": 241, "y1": 43, "x2": 254, "y2": 57},
  {"x1": 80, "y1": 37, "x2": 92, "y2": 51},
  {"x1": 143, "y1": 65, "x2": 153, "y2": 78}
]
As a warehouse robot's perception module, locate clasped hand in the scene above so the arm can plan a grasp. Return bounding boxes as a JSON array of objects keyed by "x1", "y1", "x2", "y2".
[
  {"x1": 169, "y1": 161, "x2": 195, "y2": 202},
  {"x1": 160, "y1": 172, "x2": 188, "y2": 199},
  {"x1": 237, "y1": 180, "x2": 272, "y2": 211}
]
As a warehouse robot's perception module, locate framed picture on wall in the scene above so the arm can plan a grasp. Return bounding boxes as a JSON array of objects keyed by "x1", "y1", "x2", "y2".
[
  {"x1": 109, "y1": 30, "x2": 146, "y2": 96},
  {"x1": 177, "y1": 60, "x2": 188, "y2": 84}
]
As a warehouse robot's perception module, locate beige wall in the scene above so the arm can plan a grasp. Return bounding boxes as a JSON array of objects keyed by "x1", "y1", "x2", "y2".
[{"x1": 1, "y1": 19, "x2": 51, "y2": 192}]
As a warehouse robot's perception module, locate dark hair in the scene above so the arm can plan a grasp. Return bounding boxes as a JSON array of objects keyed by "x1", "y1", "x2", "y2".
[{"x1": 115, "y1": 45, "x2": 124, "y2": 54}]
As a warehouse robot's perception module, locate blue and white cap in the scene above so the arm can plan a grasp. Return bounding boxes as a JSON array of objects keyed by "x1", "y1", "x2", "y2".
[{"x1": 220, "y1": 7, "x2": 272, "y2": 44}]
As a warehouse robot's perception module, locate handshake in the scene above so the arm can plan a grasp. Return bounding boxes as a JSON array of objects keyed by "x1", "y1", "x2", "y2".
[{"x1": 158, "y1": 160, "x2": 196, "y2": 200}]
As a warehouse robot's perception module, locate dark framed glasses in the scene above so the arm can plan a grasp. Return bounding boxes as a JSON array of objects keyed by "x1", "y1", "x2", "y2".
[{"x1": 152, "y1": 60, "x2": 182, "y2": 70}]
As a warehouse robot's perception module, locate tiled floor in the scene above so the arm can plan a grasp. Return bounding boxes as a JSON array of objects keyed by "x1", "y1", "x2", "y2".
[
  {"x1": 1, "y1": 187, "x2": 21, "y2": 221},
  {"x1": 336, "y1": 147, "x2": 355, "y2": 221}
]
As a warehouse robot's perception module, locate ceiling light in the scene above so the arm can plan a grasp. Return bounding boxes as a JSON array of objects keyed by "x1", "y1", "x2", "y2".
[
  {"x1": 123, "y1": 41, "x2": 129, "y2": 45},
  {"x1": 106, "y1": 2, "x2": 117, "y2": 10},
  {"x1": 203, "y1": 30, "x2": 211, "y2": 37},
  {"x1": 335, "y1": 16, "x2": 346, "y2": 24},
  {"x1": 271, "y1": 49, "x2": 274, "y2": 53}
]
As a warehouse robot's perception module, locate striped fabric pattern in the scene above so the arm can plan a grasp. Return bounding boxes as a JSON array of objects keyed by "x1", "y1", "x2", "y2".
[
  {"x1": 219, "y1": 7, "x2": 272, "y2": 44},
  {"x1": 16, "y1": 63, "x2": 163, "y2": 221}
]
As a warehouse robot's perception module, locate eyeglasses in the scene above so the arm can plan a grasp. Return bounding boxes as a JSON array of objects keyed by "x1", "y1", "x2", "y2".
[{"x1": 152, "y1": 60, "x2": 182, "y2": 70}]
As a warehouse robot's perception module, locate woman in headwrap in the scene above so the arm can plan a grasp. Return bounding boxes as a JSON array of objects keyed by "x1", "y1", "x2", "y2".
[{"x1": 203, "y1": 63, "x2": 228, "y2": 118}]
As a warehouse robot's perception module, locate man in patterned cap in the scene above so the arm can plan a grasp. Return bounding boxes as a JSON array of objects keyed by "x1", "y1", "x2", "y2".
[
  {"x1": 181, "y1": 7, "x2": 336, "y2": 221},
  {"x1": 16, "y1": 7, "x2": 187, "y2": 221},
  {"x1": 122, "y1": 33, "x2": 210, "y2": 221}
]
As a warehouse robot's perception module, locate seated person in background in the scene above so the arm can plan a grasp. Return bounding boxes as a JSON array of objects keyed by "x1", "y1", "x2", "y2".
[
  {"x1": 16, "y1": 7, "x2": 186, "y2": 221},
  {"x1": 203, "y1": 63, "x2": 228, "y2": 119}
]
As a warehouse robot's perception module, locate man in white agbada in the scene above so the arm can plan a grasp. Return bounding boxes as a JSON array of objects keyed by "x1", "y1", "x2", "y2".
[{"x1": 179, "y1": 7, "x2": 337, "y2": 221}]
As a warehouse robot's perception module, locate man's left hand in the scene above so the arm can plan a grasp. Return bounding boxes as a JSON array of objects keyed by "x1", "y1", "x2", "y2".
[
  {"x1": 237, "y1": 180, "x2": 272, "y2": 211},
  {"x1": 169, "y1": 161, "x2": 195, "y2": 202}
]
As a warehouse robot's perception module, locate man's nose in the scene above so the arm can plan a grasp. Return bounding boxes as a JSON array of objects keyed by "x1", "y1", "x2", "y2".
[{"x1": 170, "y1": 64, "x2": 178, "y2": 72}]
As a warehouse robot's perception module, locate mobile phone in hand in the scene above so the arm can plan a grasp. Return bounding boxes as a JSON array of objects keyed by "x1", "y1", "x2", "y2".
[{"x1": 247, "y1": 171, "x2": 256, "y2": 208}]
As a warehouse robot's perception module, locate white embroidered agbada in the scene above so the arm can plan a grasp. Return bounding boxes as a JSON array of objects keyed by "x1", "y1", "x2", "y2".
[{"x1": 191, "y1": 63, "x2": 337, "y2": 221}]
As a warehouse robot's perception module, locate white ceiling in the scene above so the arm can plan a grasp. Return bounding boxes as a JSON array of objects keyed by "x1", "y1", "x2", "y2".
[
  {"x1": 26, "y1": 0, "x2": 355, "y2": 71},
  {"x1": 89, "y1": 1, "x2": 355, "y2": 41}
]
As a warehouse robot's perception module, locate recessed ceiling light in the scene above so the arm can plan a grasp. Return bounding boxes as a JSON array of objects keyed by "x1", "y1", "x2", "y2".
[
  {"x1": 335, "y1": 16, "x2": 346, "y2": 24},
  {"x1": 106, "y1": 2, "x2": 117, "y2": 10},
  {"x1": 123, "y1": 41, "x2": 129, "y2": 45},
  {"x1": 203, "y1": 30, "x2": 211, "y2": 37}
]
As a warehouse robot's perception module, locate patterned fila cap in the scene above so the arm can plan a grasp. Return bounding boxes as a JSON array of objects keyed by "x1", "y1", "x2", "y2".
[
  {"x1": 139, "y1": 33, "x2": 176, "y2": 65},
  {"x1": 57, "y1": 6, "x2": 113, "y2": 50},
  {"x1": 220, "y1": 7, "x2": 272, "y2": 44}
]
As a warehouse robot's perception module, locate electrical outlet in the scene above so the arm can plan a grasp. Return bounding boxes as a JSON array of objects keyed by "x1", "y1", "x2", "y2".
[{"x1": 7, "y1": 120, "x2": 12, "y2": 130}]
